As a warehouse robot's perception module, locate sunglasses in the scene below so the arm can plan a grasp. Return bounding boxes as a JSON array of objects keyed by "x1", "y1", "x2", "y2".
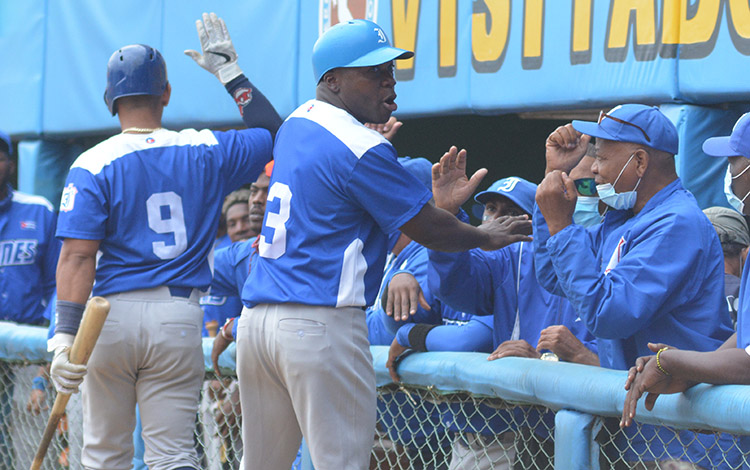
[
  {"x1": 574, "y1": 178, "x2": 597, "y2": 196},
  {"x1": 598, "y1": 111, "x2": 651, "y2": 143}
]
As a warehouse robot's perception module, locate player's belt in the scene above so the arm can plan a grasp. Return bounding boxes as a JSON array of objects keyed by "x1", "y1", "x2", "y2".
[{"x1": 168, "y1": 286, "x2": 194, "y2": 298}]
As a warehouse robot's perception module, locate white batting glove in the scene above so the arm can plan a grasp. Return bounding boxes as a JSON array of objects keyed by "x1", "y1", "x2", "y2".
[
  {"x1": 184, "y1": 12, "x2": 243, "y2": 84},
  {"x1": 49, "y1": 333, "x2": 87, "y2": 394}
]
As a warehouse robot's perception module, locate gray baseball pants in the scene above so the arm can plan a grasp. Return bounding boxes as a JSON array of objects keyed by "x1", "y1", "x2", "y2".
[
  {"x1": 81, "y1": 287, "x2": 204, "y2": 470},
  {"x1": 237, "y1": 303, "x2": 376, "y2": 470}
]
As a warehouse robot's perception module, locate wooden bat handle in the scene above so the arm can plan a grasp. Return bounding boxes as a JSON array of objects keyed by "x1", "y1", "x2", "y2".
[{"x1": 30, "y1": 297, "x2": 110, "y2": 470}]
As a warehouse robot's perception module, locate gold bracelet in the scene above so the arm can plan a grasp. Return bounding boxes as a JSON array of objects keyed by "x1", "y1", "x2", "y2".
[{"x1": 655, "y1": 347, "x2": 670, "y2": 376}]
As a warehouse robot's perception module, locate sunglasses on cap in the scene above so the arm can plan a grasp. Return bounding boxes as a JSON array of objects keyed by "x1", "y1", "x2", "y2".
[
  {"x1": 574, "y1": 178, "x2": 597, "y2": 196},
  {"x1": 598, "y1": 110, "x2": 651, "y2": 143}
]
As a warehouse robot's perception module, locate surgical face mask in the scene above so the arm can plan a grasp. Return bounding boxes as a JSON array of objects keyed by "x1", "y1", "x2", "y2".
[
  {"x1": 724, "y1": 164, "x2": 750, "y2": 214},
  {"x1": 596, "y1": 153, "x2": 641, "y2": 210},
  {"x1": 573, "y1": 196, "x2": 603, "y2": 227}
]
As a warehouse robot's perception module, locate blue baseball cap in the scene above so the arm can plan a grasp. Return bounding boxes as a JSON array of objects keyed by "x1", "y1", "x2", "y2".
[
  {"x1": 572, "y1": 104, "x2": 679, "y2": 155},
  {"x1": 702, "y1": 112, "x2": 750, "y2": 159},
  {"x1": 0, "y1": 130, "x2": 11, "y2": 156},
  {"x1": 473, "y1": 177, "x2": 537, "y2": 216},
  {"x1": 398, "y1": 156, "x2": 432, "y2": 191},
  {"x1": 312, "y1": 19, "x2": 413, "y2": 83}
]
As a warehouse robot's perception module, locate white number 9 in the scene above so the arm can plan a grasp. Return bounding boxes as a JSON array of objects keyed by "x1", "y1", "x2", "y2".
[
  {"x1": 259, "y1": 182, "x2": 292, "y2": 259},
  {"x1": 147, "y1": 192, "x2": 188, "y2": 260}
]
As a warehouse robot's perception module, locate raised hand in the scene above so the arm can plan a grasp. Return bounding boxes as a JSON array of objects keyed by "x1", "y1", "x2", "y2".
[
  {"x1": 536, "y1": 170, "x2": 577, "y2": 236},
  {"x1": 432, "y1": 146, "x2": 487, "y2": 215},
  {"x1": 545, "y1": 124, "x2": 590, "y2": 174},
  {"x1": 365, "y1": 116, "x2": 403, "y2": 142},
  {"x1": 185, "y1": 12, "x2": 243, "y2": 84}
]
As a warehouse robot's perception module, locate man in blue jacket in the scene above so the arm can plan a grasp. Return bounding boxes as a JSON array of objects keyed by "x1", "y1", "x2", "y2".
[
  {"x1": 386, "y1": 160, "x2": 600, "y2": 470},
  {"x1": 534, "y1": 104, "x2": 734, "y2": 467},
  {"x1": 621, "y1": 112, "x2": 750, "y2": 461},
  {"x1": 0, "y1": 129, "x2": 60, "y2": 469}
]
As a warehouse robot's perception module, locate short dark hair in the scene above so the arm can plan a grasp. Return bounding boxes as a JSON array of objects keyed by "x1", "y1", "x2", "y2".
[{"x1": 723, "y1": 241, "x2": 745, "y2": 258}]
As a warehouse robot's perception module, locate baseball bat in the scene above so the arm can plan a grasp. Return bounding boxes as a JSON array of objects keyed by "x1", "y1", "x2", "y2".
[{"x1": 30, "y1": 296, "x2": 111, "y2": 470}]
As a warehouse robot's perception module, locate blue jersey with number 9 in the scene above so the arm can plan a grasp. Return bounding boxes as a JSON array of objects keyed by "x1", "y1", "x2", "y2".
[
  {"x1": 56, "y1": 128, "x2": 272, "y2": 296},
  {"x1": 242, "y1": 100, "x2": 431, "y2": 309}
]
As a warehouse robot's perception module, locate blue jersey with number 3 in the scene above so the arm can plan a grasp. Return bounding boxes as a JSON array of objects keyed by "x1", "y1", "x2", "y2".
[
  {"x1": 242, "y1": 100, "x2": 431, "y2": 309},
  {"x1": 56, "y1": 128, "x2": 272, "y2": 296}
]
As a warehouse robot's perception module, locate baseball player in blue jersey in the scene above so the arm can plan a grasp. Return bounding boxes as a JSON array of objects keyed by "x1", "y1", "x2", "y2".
[
  {"x1": 48, "y1": 14, "x2": 282, "y2": 468},
  {"x1": 201, "y1": 188, "x2": 254, "y2": 337},
  {"x1": 230, "y1": 18, "x2": 531, "y2": 470},
  {"x1": 205, "y1": 162, "x2": 272, "y2": 349},
  {"x1": 0, "y1": 129, "x2": 60, "y2": 469}
]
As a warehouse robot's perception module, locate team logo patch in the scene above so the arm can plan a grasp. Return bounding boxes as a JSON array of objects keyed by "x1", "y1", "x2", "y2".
[
  {"x1": 375, "y1": 27, "x2": 387, "y2": 43},
  {"x1": 146, "y1": 137, "x2": 155, "y2": 144},
  {"x1": 319, "y1": 0, "x2": 377, "y2": 36},
  {"x1": 233, "y1": 87, "x2": 253, "y2": 116},
  {"x1": 20, "y1": 221, "x2": 36, "y2": 230},
  {"x1": 497, "y1": 177, "x2": 519, "y2": 193},
  {"x1": 60, "y1": 183, "x2": 78, "y2": 212}
]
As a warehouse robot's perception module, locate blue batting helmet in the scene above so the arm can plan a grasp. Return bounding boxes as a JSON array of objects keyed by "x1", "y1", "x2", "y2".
[
  {"x1": 104, "y1": 44, "x2": 168, "y2": 116},
  {"x1": 312, "y1": 19, "x2": 413, "y2": 83}
]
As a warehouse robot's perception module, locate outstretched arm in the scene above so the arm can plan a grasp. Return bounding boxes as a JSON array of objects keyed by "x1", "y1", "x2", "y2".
[
  {"x1": 401, "y1": 147, "x2": 532, "y2": 252},
  {"x1": 621, "y1": 339, "x2": 750, "y2": 427},
  {"x1": 186, "y1": 12, "x2": 283, "y2": 136}
]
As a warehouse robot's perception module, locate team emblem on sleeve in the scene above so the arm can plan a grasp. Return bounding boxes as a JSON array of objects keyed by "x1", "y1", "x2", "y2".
[
  {"x1": 60, "y1": 183, "x2": 78, "y2": 212},
  {"x1": 233, "y1": 87, "x2": 253, "y2": 116}
]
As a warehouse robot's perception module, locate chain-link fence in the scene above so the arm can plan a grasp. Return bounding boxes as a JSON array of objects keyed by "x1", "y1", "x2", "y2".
[
  {"x1": 372, "y1": 383, "x2": 750, "y2": 470},
  {"x1": 1, "y1": 333, "x2": 750, "y2": 470},
  {"x1": 0, "y1": 361, "x2": 82, "y2": 470},
  {"x1": 0, "y1": 361, "x2": 246, "y2": 470}
]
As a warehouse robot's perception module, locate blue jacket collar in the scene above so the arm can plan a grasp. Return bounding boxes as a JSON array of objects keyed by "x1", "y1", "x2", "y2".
[{"x1": 637, "y1": 178, "x2": 683, "y2": 217}]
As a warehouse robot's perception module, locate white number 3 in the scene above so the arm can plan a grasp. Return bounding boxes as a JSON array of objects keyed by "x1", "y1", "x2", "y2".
[
  {"x1": 259, "y1": 182, "x2": 292, "y2": 259},
  {"x1": 147, "y1": 192, "x2": 188, "y2": 260}
]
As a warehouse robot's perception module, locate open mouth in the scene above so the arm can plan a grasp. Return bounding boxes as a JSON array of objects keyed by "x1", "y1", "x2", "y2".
[{"x1": 384, "y1": 95, "x2": 397, "y2": 111}]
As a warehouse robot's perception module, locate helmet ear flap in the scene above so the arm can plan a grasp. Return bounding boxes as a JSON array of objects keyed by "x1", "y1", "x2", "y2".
[{"x1": 104, "y1": 44, "x2": 168, "y2": 116}]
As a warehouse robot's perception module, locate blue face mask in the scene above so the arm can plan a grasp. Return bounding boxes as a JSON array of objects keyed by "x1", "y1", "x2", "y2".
[
  {"x1": 724, "y1": 164, "x2": 750, "y2": 214},
  {"x1": 573, "y1": 196, "x2": 603, "y2": 227},
  {"x1": 596, "y1": 153, "x2": 641, "y2": 210}
]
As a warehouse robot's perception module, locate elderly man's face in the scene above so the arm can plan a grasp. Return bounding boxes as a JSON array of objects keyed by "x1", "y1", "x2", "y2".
[
  {"x1": 592, "y1": 139, "x2": 640, "y2": 192},
  {"x1": 336, "y1": 61, "x2": 397, "y2": 124}
]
